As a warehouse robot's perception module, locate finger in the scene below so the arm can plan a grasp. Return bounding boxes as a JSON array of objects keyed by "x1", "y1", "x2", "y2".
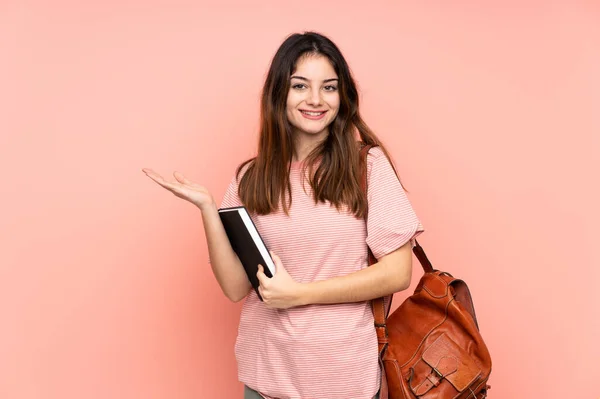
[
  {"x1": 142, "y1": 168, "x2": 163, "y2": 181},
  {"x1": 256, "y1": 265, "x2": 268, "y2": 286},
  {"x1": 158, "y1": 180, "x2": 184, "y2": 193},
  {"x1": 269, "y1": 251, "x2": 283, "y2": 271},
  {"x1": 143, "y1": 171, "x2": 184, "y2": 192},
  {"x1": 173, "y1": 172, "x2": 185, "y2": 183},
  {"x1": 173, "y1": 171, "x2": 193, "y2": 184},
  {"x1": 258, "y1": 285, "x2": 271, "y2": 303},
  {"x1": 142, "y1": 168, "x2": 165, "y2": 182},
  {"x1": 173, "y1": 171, "x2": 200, "y2": 187}
]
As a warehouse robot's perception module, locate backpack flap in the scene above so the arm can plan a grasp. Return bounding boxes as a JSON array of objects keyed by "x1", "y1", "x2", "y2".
[{"x1": 410, "y1": 333, "x2": 482, "y2": 396}]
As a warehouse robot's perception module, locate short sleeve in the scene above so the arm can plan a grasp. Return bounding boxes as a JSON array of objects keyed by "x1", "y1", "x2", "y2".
[
  {"x1": 219, "y1": 162, "x2": 253, "y2": 209},
  {"x1": 365, "y1": 147, "x2": 424, "y2": 259},
  {"x1": 220, "y1": 174, "x2": 243, "y2": 209}
]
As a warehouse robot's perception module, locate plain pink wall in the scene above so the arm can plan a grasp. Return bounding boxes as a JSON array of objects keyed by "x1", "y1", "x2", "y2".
[{"x1": 1, "y1": 1, "x2": 598, "y2": 398}]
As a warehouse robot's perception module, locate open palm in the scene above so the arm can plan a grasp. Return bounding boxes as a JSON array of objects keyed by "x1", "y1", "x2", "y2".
[{"x1": 142, "y1": 168, "x2": 214, "y2": 210}]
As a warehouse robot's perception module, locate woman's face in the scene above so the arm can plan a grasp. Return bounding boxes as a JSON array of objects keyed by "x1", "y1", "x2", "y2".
[{"x1": 286, "y1": 55, "x2": 340, "y2": 141}]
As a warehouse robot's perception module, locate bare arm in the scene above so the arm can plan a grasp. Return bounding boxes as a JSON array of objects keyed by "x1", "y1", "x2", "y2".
[
  {"x1": 298, "y1": 242, "x2": 412, "y2": 305},
  {"x1": 256, "y1": 242, "x2": 413, "y2": 309},
  {"x1": 142, "y1": 168, "x2": 251, "y2": 302},
  {"x1": 201, "y1": 202, "x2": 252, "y2": 302}
]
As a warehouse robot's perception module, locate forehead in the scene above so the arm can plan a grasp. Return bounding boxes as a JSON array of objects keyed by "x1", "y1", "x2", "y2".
[{"x1": 292, "y1": 54, "x2": 337, "y2": 79}]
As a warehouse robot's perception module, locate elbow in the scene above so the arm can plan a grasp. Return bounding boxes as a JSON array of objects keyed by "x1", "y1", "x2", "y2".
[
  {"x1": 224, "y1": 291, "x2": 243, "y2": 303},
  {"x1": 379, "y1": 244, "x2": 413, "y2": 294},
  {"x1": 396, "y1": 277, "x2": 411, "y2": 292},
  {"x1": 391, "y1": 265, "x2": 412, "y2": 293},
  {"x1": 224, "y1": 286, "x2": 250, "y2": 303},
  {"x1": 229, "y1": 293, "x2": 246, "y2": 303}
]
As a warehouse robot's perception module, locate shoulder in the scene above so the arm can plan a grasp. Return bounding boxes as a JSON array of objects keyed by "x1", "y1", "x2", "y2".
[
  {"x1": 232, "y1": 158, "x2": 255, "y2": 182},
  {"x1": 363, "y1": 145, "x2": 402, "y2": 193},
  {"x1": 366, "y1": 145, "x2": 386, "y2": 164},
  {"x1": 365, "y1": 145, "x2": 392, "y2": 175},
  {"x1": 222, "y1": 160, "x2": 254, "y2": 195}
]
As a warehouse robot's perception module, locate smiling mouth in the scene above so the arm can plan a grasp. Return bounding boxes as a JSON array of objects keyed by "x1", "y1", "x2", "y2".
[{"x1": 300, "y1": 110, "x2": 327, "y2": 116}]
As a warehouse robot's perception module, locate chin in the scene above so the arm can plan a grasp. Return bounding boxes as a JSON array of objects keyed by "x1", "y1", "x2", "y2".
[
  {"x1": 294, "y1": 121, "x2": 333, "y2": 135},
  {"x1": 298, "y1": 127, "x2": 329, "y2": 136}
]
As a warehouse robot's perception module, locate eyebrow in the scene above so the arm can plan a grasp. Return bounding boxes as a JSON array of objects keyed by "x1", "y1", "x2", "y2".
[{"x1": 290, "y1": 75, "x2": 339, "y2": 83}]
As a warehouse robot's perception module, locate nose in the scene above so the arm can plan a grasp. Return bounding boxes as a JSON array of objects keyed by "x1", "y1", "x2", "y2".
[{"x1": 306, "y1": 86, "x2": 323, "y2": 106}]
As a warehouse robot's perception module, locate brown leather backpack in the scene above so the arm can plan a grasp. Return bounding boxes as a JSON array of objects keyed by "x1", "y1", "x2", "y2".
[{"x1": 360, "y1": 144, "x2": 492, "y2": 399}]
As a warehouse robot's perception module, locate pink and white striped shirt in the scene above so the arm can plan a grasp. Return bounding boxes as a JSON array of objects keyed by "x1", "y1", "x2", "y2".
[{"x1": 218, "y1": 146, "x2": 423, "y2": 399}]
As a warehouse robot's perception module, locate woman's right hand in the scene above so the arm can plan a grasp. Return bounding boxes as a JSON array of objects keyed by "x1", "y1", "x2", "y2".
[{"x1": 142, "y1": 168, "x2": 215, "y2": 211}]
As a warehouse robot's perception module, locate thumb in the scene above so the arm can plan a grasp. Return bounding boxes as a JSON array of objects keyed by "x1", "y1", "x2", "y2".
[
  {"x1": 174, "y1": 171, "x2": 197, "y2": 187},
  {"x1": 270, "y1": 251, "x2": 283, "y2": 272}
]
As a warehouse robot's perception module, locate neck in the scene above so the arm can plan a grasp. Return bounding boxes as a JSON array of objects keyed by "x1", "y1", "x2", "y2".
[{"x1": 292, "y1": 130, "x2": 328, "y2": 162}]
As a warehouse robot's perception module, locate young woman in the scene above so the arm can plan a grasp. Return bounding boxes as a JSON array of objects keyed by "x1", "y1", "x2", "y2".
[{"x1": 143, "y1": 31, "x2": 423, "y2": 399}]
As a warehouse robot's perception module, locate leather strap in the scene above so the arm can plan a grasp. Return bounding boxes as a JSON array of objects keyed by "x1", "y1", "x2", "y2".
[
  {"x1": 378, "y1": 356, "x2": 389, "y2": 399},
  {"x1": 451, "y1": 279, "x2": 480, "y2": 329},
  {"x1": 412, "y1": 239, "x2": 434, "y2": 273}
]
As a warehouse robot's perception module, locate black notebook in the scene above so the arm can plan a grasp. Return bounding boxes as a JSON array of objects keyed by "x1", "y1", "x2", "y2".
[{"x1": 218, "y1": 206, "x2": 275, "y2": 301}]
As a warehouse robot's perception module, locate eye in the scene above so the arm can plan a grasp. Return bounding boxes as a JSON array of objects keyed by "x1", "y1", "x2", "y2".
[
  {"x1": 324, "y1": 85, "x2": 338, "y2": 92},
  {"x1": 292, "y1": 83, "x2": 307, "y2": 90}
]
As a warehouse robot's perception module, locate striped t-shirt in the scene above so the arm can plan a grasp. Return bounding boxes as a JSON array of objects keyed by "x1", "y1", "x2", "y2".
[{"x1": 218, "y1": 146, "x2": 424, "y2": 399}]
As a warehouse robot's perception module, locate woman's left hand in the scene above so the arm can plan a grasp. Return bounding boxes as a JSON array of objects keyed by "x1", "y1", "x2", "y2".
[{"x1": 256, "y1": 252, "x2": 305, "y2": 309}]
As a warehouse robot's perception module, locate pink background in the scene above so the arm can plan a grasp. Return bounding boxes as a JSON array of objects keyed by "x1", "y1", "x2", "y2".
[{"x1": 1, "y1": 1, "x2": 598, "y2": 398}]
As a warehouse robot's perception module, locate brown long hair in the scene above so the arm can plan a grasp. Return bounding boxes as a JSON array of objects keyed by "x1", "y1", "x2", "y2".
[{"x1": 237, "y1": 31, "x2": 398, "y2": 217}]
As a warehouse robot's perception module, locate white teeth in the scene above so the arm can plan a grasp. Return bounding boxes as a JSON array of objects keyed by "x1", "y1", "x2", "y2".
[{"x1": 302, "y1": 111, "x2": 324, "y2": 116}]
